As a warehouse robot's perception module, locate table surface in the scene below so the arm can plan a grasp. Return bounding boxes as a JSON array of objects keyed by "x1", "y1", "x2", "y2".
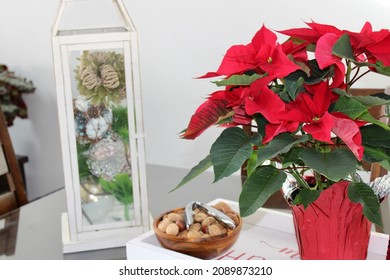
[
  {"x1": 0, "y1": 187, "x2": 129, "y2": 260},
  {"x1": 0, "y1": 164, "x2": 244, "y2": 260}
]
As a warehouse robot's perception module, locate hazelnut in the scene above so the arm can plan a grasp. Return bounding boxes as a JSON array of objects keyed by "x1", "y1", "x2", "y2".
[
  {"x1": 157, "y1": 218, "x2": 172, "y2": 233},
  {"x1": 176, "y1": 220, "x2": 186, "y2": 232},
  {"x1": 201, "y1": 217, "x2": 216, "y2": 227},
  {"x1": 226, "y1": 212, "x2": 240, "y2": 225},
  {"x1": 165, "y1": 223, "x2": 179, "y2": 236},
  {"x1": 214, "y1": 222, "x2": 227, "y2": 231},
  {"x1": 201, "y1": 217, "x2": 216, "y2": 233},
  {"x1": 189, "y1": 223, "x2": 201, "y2": 232},
  {"x1": 176, "y1": 209, "x2": 185, "y2": 215},
  {"x1": 188, "y1": 223, "x2": 202, "y2": 231},
  {"x1": 194, "y1": 212, "x2": 208, "y2": 222},
  {"x1": 187, "y1": 230, "x2": 203, "y2": 238},
  {"x1": 208, "y1": 224, "x2": 223, "y2": 237},
  {"x1": 213, "y1": 202, "x2": 233, "y2": 214},
  {"x1": 167, "y1": 212, "x2": 183, "y2": 222}
]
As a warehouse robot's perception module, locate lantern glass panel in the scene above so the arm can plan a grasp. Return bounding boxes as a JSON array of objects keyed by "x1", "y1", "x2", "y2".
[{"x1": 65, "y1": 44, "x2": 140, "y2": 231}]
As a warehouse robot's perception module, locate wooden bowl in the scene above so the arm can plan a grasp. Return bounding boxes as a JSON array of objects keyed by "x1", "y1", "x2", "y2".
[{"x1": 153, "y1": 207, "x2": 242, "y2": 259}]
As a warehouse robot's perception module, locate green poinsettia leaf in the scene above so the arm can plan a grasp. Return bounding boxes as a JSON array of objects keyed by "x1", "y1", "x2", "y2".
[
  {"x1": 254, "y1": 115, "x2": 268, "y2": 139},
  {"x1": 332, "y1": 34, "x2": 355, "y2": 60},
  {"x1": 352, "y1": 94, "x2": 390, "y2": 107},
  {"x1": 292, "y1": 188, "x2": 321, "y2": 208},
  {"x1": 348, "y1": 182, "x2": 383, "y2": 228},
  {"x1": 359, "y1": 112, "x2": 390, "y2": 130},
  {"x1": 170, "y1": 154, "x2": 212, "y2": 192},
  {"x1": 379, "y1": 160, "x2": 390, "y2": 170},
  {"x1": 372, "y1": 93, "x2": 390, "y2": 100},
  {"x1": 245, "y1": 149, "x2": 258, "y2": 177},
  {"x1": 282, "y1": 147, "x2": 304, "y2": 168},
  {"x1": 362, "y1": 145, "x2": 390, "y2": 166},
  {"x1": 332, "y1": 95, "x2": 367, "y2": 119},
  {"x1": 332, "y1": 88, "x2": 348, "y2": 97},
  {"x1": 361, "y1": 124, "x2": 390, "y2": 148},
  {"x1": 285, "y1": 60, "x2": 328, "y2": 85},
  {"x1": 284, "y1": 60, "x2": 328, "y2": 100},
  {"x1": 284, "y1": 76, "x2": 304, "y2": 100},
  {"x1": 239, "y1": 166, "x2": 287, "y2": 217},
  {"x1": 375, "y1": 61, "x2": 390, "y2": 77},
  {"x1": 363, "y1": 145, "x2": 390, "y2": 167},
  {"x1": 256, "y1": 134, "x2": 309, "y2": 166},
  {"x1": 307, "y1": 60, "x2": 330, "y2": 82},
  {"x1": 211, "y1": 127, "x2": 255, "y2": 182},
  {"x1": 213, "y1": 73, "x2": 263, "y2": 87},
  {"x1": 300, "y1": 149, "x2": 357, "y2": 181}
]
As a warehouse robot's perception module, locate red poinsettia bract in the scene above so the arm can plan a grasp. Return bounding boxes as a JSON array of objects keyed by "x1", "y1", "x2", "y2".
[
  {"x1": 200, "y1": 25, "x2": 300, "y2": 79},
  {"x1": 285, "y1": 82, "x2": 363, "y2": 160},
  {"x1": 281, "y1": 20, "x2": 390, "y2": 69}
]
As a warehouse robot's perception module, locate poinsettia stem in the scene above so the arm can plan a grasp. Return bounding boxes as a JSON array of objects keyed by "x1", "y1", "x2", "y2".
[
  {"x1": 281, "y1": 166, "x2": 309, "y2": 171},
  {"x1": 349, "y1": 67, "x2": 360, "y2": 88},
  {"x1": 346, "y1": 60, "x2": 352, "y2": 85},
  {"x1": 349, "y1": 69, "x2": 371, "y2": 87},
  {"x1": 290, "y1": 164, "x2": 311, "y2": 189},
  {"x1": 314, "y1": 171, "x2": 324, "y2": 190}
]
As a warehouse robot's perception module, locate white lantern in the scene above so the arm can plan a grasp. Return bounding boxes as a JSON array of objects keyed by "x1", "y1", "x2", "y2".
[{"x1": 51, "y1": 0, "x2": 149, "y2": 253}]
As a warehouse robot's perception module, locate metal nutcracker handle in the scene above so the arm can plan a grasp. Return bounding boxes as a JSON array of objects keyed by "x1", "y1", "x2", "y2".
[{"x1": 184, "y1": 201, "x2": 236, "y2": 230}]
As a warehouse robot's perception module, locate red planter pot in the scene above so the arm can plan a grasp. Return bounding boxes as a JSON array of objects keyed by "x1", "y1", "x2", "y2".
[{"x1": 290, "y1": 181, "x2": 372, "y2": 260}]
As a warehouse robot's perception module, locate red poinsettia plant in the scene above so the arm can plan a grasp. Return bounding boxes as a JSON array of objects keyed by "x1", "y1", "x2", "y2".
[{"x1": 174, "y1": 21, "x2": 390, "y2": 228}]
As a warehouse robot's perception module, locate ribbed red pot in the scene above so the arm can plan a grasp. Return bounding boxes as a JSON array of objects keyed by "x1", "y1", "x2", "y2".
[{"x1": 290, "y1": 181, "x2": 372, "y2": 260}]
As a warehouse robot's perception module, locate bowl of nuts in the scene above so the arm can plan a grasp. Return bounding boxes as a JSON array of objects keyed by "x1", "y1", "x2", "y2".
[{"x1": 153, "y1": 201, "x2": 242, "y2": 259}]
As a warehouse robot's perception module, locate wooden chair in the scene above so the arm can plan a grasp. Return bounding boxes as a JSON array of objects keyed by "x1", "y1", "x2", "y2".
[{"x1": 0, "y1": 109, "x2": 28, "y2": 216}]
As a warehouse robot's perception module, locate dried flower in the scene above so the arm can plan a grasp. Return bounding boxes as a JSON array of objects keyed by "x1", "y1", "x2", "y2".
[
  {"x1": 100, "y1": 64, "x2": 120, "y2": 89},
  {"x1": 75, "y1": 50, "x2": 126, "y2": 108},
  {"x1": 80, "y1": 65, "x2": 101, "y2": 90}
]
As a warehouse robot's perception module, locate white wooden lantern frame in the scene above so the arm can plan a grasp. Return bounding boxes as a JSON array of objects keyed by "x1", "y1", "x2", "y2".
[{"x1": 51, "y1": 0, "x2": 149, "y2": 252}]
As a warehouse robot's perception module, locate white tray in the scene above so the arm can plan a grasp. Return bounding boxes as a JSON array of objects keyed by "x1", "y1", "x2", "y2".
[{"x1": 126, "y1": 198, "x2": 389, "y2": 260}]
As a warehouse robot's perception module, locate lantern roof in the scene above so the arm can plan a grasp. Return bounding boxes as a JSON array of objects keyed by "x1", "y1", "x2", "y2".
[{"x1": 52, "y1": 0, "x2": 136, "y2": 37}]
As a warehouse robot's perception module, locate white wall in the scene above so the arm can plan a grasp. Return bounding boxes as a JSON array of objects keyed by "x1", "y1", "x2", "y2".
[{"x1": 1, "y1": 0, "x2": 390, "y2": 201}]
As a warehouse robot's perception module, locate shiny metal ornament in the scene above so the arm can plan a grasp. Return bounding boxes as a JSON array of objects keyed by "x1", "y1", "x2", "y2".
[
  {"x1": 86, "y1": 137, "x2": 130, "y2": 181},
  {"x1": 281, "y1": 174, "x2": 299, "y2": 202},
  {"x1": 370, "y1": 174, "x2": 390, "y2": 199}
]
